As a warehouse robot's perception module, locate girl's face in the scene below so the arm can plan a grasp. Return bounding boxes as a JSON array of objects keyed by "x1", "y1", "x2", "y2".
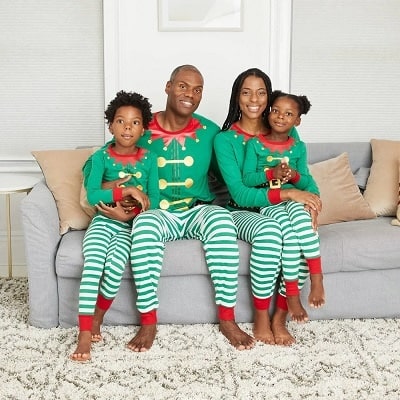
[
  {"x1": 109, "y1": 105, "x2": 144, "y2": 153},
  {"x1": 268, "y1": 97, "x2": 301, "y2": 134},
  {"x1": 238, "y1": 76, "x2": 268, "y2": 121}
]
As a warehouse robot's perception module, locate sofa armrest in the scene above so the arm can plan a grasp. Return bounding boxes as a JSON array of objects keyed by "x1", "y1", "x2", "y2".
[{"x1": 20, "y1": 180, "x2": 61, "y2": 328}]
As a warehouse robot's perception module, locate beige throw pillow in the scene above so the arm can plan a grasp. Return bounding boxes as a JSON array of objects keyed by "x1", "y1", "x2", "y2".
[
  {"x1": 32, "y1": 148, "x2": 96, "y2": 234},
  {"x1": 363, "y1": 139, "x2": 400, "y2": 216},
  {"x1": 308, "y1": 152, "x2": 376, "y2": 226},
  {"x1": 80, "y1": 184, "x2": 97, "y2": 219}
]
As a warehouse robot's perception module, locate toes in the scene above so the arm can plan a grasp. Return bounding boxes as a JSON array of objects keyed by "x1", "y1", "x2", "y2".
[
  {"x1": 70, "y1": 353, "x2": 91, "y2": 362},
  {"x1": 91, "y1": 334, "x2": 102, "y2": 343}
]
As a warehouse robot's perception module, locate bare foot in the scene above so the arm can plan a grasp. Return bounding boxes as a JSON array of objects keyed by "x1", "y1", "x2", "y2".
[
  {"x1": 127, "y1": 325, "x2": 157, "y2": 352},
  {"x1": 253, "y1": 309, "x2": 275, "y2": 345},
  {"x1": 219, "y1": 320, "x2": 255, "y2": 350},
  {"x1": 70, "y1": 331, "x2": 92, "y2": 362},
  {"x1": 91, "y1": 306, "x2": 106, "y2": 342},
  {"x1": 309, "y1": 274, "x2": 325, "y2": 308},
  {"x1": 271, "y1": 308, "x2": 296, "y2": 346},
  {"x1": 286, "y1": 295, "x2": 309, "y2": 323}
]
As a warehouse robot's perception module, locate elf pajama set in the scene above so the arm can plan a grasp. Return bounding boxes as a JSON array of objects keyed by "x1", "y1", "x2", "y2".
[
  {"x1": 78, "y1": 144, "x2": 159, "y2": 332},
  {"x1": 242, "y1": 133, "x2": 321, "y2": 298},
  {"x1": 130, "y1": 113, "x2": 241, "y2": 325}
]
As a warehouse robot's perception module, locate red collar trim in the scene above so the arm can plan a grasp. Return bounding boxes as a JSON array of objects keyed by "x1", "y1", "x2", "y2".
[
  {"x1": 107, "y1": 145, "x2": 146, "y2": 166},
  {"x1": 148, "y1": 112, "x2": 201, "y2": 147},
  {"x1": 257, "y1": 135, "x2": 294, "y2": 153}
]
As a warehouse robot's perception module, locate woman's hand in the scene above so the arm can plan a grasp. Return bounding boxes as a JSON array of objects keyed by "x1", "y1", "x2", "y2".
[
  {"x1": 305, "y1": 205, "x2": 319, "y2": 231},
  {"x1": 281, "y1": 188, "x2": 322, "y2": 213}
]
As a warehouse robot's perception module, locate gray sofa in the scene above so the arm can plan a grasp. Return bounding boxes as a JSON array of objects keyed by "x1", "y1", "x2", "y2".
[{"x1": 21, "y1": 142, "x2": 400, "y2": 329}]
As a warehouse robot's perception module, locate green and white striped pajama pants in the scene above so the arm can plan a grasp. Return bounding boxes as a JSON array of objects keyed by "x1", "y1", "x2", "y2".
[
  {"x1": 130, "y1": 205, "x2": 239, "y2": 313},
  {"x1": 78, "y1": 214, "x2": 132, "y2": 315},
  {"x1": 260, "y1": 200, "x2": 320, "y2": 295},
  {"x1": 230, "y1": 210, "x2": 283, "y2": 299}
]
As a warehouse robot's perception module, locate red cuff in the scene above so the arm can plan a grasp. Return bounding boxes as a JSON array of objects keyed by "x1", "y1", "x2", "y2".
[
  {"x1": 218, "y1": 305, "x2": 235, "y2": 321},
  {"x1": 307, "y1": 257, "x2": 322, "y2": 274},
  {"x1": 253, "y1": 296, "x2": 272, "y2": 310},
  {"x1": 290, "y1": 172, "x2": 300, "y2": 183},
  {"x1": 113, "y1": 187, "x2": 123, "y2": 202},
  {"x1": 276, "y1": 293, "x2": 288, "y2": 311},
  {"x1": 285, "y1": 280, "x2": 300, "y2": 296},
  {"x1": 266, "y1": 169, "x2": 275, "y2": 181},
  {"x1": 131, "y1": 206, "x2": 141, "y2": 217},
  {"x1": 96, "y1": 294, "x2": 113, "y2": 311},
  {"x1": 140, "y1": 310, "x2": 157, "y2": 325},
  {"x1": 79, "y1": 315, "x2": 93, "y2": 331},
  {"x1": 267, "y1": 188, "x2": 281, "y2": 204}
]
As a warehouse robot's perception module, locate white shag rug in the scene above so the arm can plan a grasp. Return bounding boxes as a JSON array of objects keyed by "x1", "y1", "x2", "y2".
[{"x1": 1, "y1": 278, "x2": 400, "y2": 400}]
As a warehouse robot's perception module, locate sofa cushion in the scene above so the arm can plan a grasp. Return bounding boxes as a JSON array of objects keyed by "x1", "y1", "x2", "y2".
[
  {"x1": 319, "y1": 217, "x2": 400, "y2": 274},
  {"x1": 32, "y1": 148, "x2": 96, "y2": 234},
  {"x1": 55, "y1": 231, "x2": 252, "y2": 279},
  {"x1": 308, "y1": 152, "x2": 376, "y2": 226},
  {"x1": 364, "y1": 139, "x2": 400, "y2": 216}
]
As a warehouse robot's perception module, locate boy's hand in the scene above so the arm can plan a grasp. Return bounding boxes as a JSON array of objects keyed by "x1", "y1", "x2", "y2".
[
  {"x1": 124, "y1": 187, "x2": 150, "y2": 211},
  {"x1": 102, "y1": 176, "x2": 130, "y2": 189},
  {"x1": 96, "y1": 201, "x2": 134, "y2": 222},
  {"x1": 101, "y1": 176, "x2": 138, "y2": 209}
]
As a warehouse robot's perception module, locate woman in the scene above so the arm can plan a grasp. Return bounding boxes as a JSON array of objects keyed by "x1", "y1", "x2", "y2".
[{"x1": 214, "y1": 68, "x2": 321, "y2": 345}]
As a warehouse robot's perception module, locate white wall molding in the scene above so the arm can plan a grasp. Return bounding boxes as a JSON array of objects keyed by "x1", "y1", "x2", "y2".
[
  {"x1": 269, "y1": 0, "x2": 292, "y2": 92},
  {"x1": 0, "y1": 160, "x2": 41, "y2": 173},
  {"x1": 103, "y1": 0, "x2": 121, "y2": 143}
]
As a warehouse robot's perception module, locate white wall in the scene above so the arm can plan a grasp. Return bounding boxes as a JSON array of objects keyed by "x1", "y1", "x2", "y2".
[
  {"x1": 103, "y1": 0, "x2": 291, "y2": 136},
  {"x1": 1, "y1": 0, "x2": 400, "y2": 276},
  {"x1": 0, "y1": 0, "x2": 103, "y2": 276},
  {"x1": 290, "y1": 0, "x2": 400, "y2": 142}
]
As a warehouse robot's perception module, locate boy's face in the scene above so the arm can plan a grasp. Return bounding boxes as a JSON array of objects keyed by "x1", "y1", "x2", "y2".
[
  {"x1": 268, "y1": 97, "x2": 301, "y2": 134},
  {"x1": 109, "y1": 106, "x2": 144, "y2": 151}
]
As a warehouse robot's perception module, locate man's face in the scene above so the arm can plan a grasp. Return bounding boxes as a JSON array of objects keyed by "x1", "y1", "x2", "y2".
[{"x1": 165, "y1": 69, "x2": 204, "y2": 117}]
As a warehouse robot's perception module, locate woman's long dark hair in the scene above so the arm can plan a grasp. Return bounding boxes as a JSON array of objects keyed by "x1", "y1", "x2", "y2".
[{"x1": 221, "y1": 68, "x2": 273, "y2": 131}]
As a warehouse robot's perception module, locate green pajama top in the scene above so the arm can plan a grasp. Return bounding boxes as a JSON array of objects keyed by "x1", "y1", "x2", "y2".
[
  {"x1": 83, "y1": 143, "x2": 160, "y2": 211},
  {"x1": 214, "y1": 124, "x2": 303, "y2": 209},
  {"x1": 137, "y1": 112, "x2": 220, "y2": 211},
  {"x1": 243, "y1": 135, "x2": 319, "y2": 195}
]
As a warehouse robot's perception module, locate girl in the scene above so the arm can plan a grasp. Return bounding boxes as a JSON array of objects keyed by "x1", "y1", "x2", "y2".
[{"x1": 242, "y1": 90, "x2": 325, "y2": 323}]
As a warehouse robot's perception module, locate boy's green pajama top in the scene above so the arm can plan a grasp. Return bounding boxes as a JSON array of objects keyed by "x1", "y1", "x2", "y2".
[{"x1": 78, "y1": 144, "x2": 159, "y2": 318}]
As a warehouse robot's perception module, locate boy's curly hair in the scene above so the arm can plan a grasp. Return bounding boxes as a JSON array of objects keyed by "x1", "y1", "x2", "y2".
[{"x1": 105, "y1": 90, "x2": 153, "y2": 129}]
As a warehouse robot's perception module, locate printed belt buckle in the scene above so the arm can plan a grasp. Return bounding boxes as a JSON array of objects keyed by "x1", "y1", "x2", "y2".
[{"x1": 269, "y1": 179, "x2": 281, "y2": 189}]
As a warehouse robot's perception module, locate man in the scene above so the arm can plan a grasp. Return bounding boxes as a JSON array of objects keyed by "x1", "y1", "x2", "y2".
[{"x1": 127, "y1": 65, "x2": 255, "y2": 351}]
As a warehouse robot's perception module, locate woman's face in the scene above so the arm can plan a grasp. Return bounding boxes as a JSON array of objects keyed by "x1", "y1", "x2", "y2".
[{"x1": 238, "y1": 76, "x2": 268, "y2": 121}]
